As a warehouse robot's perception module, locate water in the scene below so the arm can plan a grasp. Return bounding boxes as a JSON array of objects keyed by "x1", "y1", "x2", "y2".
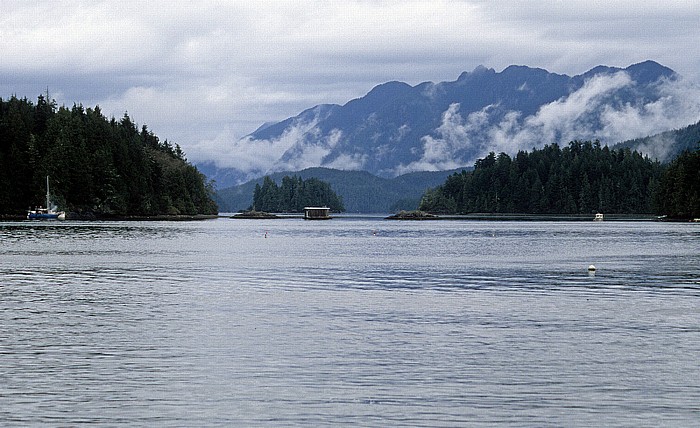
[{"x1": 1, "y1": 218, "x2": 698, "y2": 426}]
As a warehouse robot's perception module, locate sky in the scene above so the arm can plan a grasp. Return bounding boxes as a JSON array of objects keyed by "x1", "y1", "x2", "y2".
[{"x1": 2, "y1": 0, "x2": 700, "y2": 166}]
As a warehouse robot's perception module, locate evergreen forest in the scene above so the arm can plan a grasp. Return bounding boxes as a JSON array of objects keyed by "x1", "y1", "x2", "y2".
[
  {"x1": 0, "y1": 95, "x2": 217, "y2": 218},
  {"x1": 251, "y1": 175, "x2": 345, "y2": 213},
  {"x1": 419, "y1": 141, "x2": 700, "y2": 219},
  {"x1": 654, "y1": 149, "x2": 700, "y2": 218}
]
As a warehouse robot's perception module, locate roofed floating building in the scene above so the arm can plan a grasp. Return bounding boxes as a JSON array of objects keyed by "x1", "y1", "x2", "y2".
[{"x1": 304, "y1": 207, "x2": 331, "y2": 220}]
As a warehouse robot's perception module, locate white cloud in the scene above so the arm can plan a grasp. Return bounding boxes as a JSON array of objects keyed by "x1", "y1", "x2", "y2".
[
  {"x1": 632, "y1": 134, "x2": 678, "y2": 163},
  {"x1": 272, "y1": 128, "x2": 344, "y2": 172},
  {"x1": 492, "y1": 73, "x2": 700, "y2": 158},
  {"x1": 495, "y1": 71, "x2": 634, "y2": 151},
  {"x1": 187, "y1": 115, "x2": 322, "y2": 182},
  {"x1": 188, "y1": 106, "x2": 348, "y2": 183},
  {"x1": 394, "y1": 102, "x2": 490, "y2": 174},
  {"x1": 393, "y1": 124, "x2": 411, "y2": 142},
  {"x1": 1, "y1": 0, "x2": 699, "y2": 167},
  {"x1": 597, "y1": 77, "x2": 700, "y2": 146},
  {"x1": 325, "y1": 152, "x2": 368, "y2": 171},
  {"x1": 397, "y1": 71, "x2": 700, "y2": 174}
]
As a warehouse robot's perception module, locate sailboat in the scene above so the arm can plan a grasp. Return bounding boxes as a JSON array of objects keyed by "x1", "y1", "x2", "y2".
[{"x1": 27, "y1": 176, "x2": 66, "y2": 220}]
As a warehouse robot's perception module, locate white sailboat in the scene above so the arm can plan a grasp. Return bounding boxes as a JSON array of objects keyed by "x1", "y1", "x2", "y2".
[{"x1": 27, "y1": 176, "x2": 66, "y2": 220}]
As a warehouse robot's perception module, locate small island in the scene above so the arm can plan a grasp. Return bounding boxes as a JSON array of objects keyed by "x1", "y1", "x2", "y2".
[
  {"x1": 250, "y1": 175, "x2": 344, "y2": 214},
  {"x1": 385, "y1": 210, "x2": 439, "y2": 220}
]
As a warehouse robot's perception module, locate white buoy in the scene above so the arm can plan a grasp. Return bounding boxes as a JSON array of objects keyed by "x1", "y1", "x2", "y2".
[{"x1": 588, "y1": 265, "x2": 596, "y2": 271}]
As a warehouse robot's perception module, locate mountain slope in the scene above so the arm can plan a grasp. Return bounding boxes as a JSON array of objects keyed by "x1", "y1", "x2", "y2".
[
  {"x1": 205, "y1": 60, "x2": 698, "y2": 185},
  {"x1": 614, "y1": 120, "x2": 700, "y2": 161},
  {"x1": 215, "y1": 167, "x2": 470, "y2": 213}
]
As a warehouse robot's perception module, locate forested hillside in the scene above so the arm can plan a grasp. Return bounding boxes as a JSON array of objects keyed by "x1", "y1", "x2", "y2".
[
  {"x1": 215, "y1": 167, "x2": 468, "y2": 213},
  {"x1": 420, "y1": 141, "x2": 665, "y2": 215},
  {"x1": 615, "y1": 120, "x2": 700, "y2": 162},
  {"x1": 251, "y1": 175, "x2": 344, "y2": 213},
  {"x1": 0, "y1": 95, "x2": 217, "y2": 217}
]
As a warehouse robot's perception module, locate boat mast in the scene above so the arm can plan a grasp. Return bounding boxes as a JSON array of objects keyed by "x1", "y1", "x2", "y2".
[{"x1": 45, "y1": 176, "x2": 51, "y2": 209}]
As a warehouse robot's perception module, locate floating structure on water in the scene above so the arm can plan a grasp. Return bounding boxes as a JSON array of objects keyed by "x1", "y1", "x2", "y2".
[
  {"x1": 304, "y1": 207, "x2": 331, "y2": 220},
  {"x1": 594, "y1": 213, "x2": 604, "y2": 221}
]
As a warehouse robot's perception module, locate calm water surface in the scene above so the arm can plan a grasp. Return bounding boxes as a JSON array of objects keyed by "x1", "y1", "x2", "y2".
[{"x1": 0, "y1": 218, "x2": 698, "y2": 426}]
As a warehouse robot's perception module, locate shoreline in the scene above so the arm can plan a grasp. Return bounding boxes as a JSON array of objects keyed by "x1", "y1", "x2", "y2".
[
  {"x1": 1, "y1": 214, "x2": 219, "y2": 221},
  {"x1": 384, "y1": 211, "x2": 662, "y2": 221},
  {"x1": 430, "y1": 213, "x2": 661, "y2": 221},
  {"x1": 3, "y1": 212, "x2": 696, "y2": 222}
]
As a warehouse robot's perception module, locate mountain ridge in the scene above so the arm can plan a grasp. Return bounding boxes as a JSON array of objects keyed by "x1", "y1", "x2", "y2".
[{"x1": 203, "y1": 60, "x2": 694, "y2": 187}]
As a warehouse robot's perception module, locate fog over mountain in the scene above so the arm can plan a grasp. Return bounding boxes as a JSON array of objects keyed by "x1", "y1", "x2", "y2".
[{"x1": 201, "y1": 61, "x2": 700, "y2": 187}]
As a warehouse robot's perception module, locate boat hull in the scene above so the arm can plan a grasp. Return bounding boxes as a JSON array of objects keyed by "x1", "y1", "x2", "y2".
[
  {"x1": 27, "y1": 211, "x2": 66, "y2": 220},
  {"x1": 28, "y1": 176, "x2": 66, "y2": 220}
]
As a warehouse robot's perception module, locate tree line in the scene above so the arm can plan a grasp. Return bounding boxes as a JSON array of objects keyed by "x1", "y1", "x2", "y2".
[
  {"x1": 251, "y1": 175, "x2": 345, "y2": 213},
  {"x1": 0, "y1": 95, "x2": 217, "y2": 217},
  {"x1": 419, "y1": 140, "x2": 700, "y2": 218},
  {"x1": 654, "y1": 149, "x2": 700, "y2": 218}
]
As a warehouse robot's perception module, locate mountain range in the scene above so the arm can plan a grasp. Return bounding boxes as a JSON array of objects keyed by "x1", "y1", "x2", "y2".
[{"x1": 200, "y1": 60, "x2": 700, "y2": 189}]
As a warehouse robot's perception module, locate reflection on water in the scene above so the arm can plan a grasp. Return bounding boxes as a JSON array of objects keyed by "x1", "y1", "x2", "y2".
[{"x1": 0, "y1": 219, "x2": 698, "y2": 426}]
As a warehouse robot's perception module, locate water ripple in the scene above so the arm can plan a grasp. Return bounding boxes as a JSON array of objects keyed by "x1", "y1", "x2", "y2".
[{"x1": 0, "y1": 219, "x2": 698, "y2": 426}]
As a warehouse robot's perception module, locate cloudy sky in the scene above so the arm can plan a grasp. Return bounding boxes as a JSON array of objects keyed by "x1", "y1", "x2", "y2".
[{"x1": 2, "y1": 1, "x2": 699, "y2": 165}]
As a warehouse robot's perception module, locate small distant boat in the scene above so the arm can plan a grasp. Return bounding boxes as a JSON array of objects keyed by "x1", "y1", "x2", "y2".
[
  {"x1": 27, "y1": 176, "x2": 66, "y2": 220},
  {"x1": 594, "y1": 213, "x2": 604, "y2": 221}
]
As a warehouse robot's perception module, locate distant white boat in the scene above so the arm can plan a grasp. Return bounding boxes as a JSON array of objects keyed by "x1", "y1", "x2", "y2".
[
  {"x1": 27, "y1": 176, "x2": 66, "y2": 220},
  {"x1": 594, "y1": 213, "x2": 604, "y2": 221}
]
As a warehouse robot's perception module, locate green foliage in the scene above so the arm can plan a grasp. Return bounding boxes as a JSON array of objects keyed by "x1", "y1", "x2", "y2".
[
  {"x1": 655, "y1": 148, "x2": 700, "y2": 218},
  {"x1": 419, "y1": 141, "x2": 665, "y2": 215},
  {"x1": 250, "y1": 175, "x2": 344, "y2": 213},
  {"x1": 0, "y1": 95, "x2": 217, "y2": 216}
]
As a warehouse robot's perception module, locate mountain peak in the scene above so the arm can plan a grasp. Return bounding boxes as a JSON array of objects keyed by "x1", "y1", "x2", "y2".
[
  {"x1": 472, "y1": 64, "x2": 493, "y2": 74},
  {"x1": 501, "y1": 64, "x2": 557, "y2": 79},
  {"x1": 457, "y1": 65, "x2": 495, "y2": 82},
  {"x1": 364, "y1": 81, "x2": 413, "y2": 100},
  {"x1": 577, "y1": 60, "x2": 676, "y2": 84},
  {"x1": 625, "y1": 60, "x2": 676, "y2": 83}
]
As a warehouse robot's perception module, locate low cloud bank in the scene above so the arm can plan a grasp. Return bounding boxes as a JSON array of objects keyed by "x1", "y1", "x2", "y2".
[
  {"x1": 398, "y1": 72, "x2": 700, "y2": 174},
  {"x1": 189, "y1": 109, "x2": 350, "y2": 183}
]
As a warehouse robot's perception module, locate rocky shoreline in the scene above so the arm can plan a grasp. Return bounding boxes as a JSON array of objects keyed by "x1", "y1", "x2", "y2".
[
  {"x1": 385, "y1": 210, "x2": 439, "y2": 220},
  {"x1": 230, "y1": 210, "x2": 280, "y2": 219}
]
